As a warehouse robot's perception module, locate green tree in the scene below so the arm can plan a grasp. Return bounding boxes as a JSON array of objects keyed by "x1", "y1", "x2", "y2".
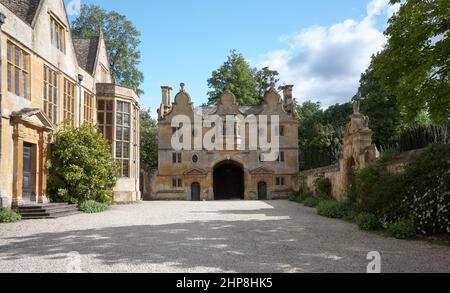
[
  {"x1": 71, "y1": 4, "x2": 144, "y2": 94},
  {"x1": 353, "y1": 65, "x2": 402, "y2": 146},
  {"x1": 322, "y1": 102, "x2": 353, "y2": 137},
  {"x1": 207, "y1": 50, "x2": 279, "y2": 105},
  {"x1": 48, "y1": 125, "x2": 118, "y2": 204},
  {"x1": 140, "y1": 109, "x2": 158, "y2": 168},
  {"x1": 372, "y1": 0, "x2": 450, "y2": 123}
]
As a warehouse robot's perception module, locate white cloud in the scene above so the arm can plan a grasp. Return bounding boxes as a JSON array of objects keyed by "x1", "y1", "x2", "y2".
[{"x1": 256, "y1": 0, "x2": 399, "y2": 107}]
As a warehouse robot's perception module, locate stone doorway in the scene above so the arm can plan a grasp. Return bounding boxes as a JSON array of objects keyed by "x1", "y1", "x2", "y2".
[
  {"x1": 22, "y1": 143, "x2": 34, "y2": 203},
  {"x1": 191, "y1": 182, "x2": 201, "y2": 201},
  {"x1": 258, "y1": 181, "x2": 267, "y2": 200},
  {"x1": 213, "y1": 162, "x2": 244, "y2": 200}
]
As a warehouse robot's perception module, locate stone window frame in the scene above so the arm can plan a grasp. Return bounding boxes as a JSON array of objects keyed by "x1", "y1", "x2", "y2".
[
  {"x1": 115, "y1": 100, "x2": 132, "y2": 178},
  {"x1": 172, "y1": 178, "x2": 183, "y2": 188},
  {"x1": 63, "y1": 78, "x2": 76, "y2": 128},
  {"x1": 277, "y1": 151, "x2": 286, "y2": 163},
  {"x1": 7, "y1": 41, "x2": 30, "y2": 99},
  {"x1": 43, "y1": 65, "x2": 59, "y2": 125},
  {"x1": 50, "y1": 15, "x2": 66, "y2": 53},
  {"x1": 83, "y1": 92, "x2": 95, "y2": 124},
  {"x1": 97, "y1": 99, "x2": 114, "y2": 143},
  {"x1": 275, "y1": 177, "x2": 285, "y2": 186},
  {"x1": 172, "y1": 152, "x2": 182, "y2": 164}
]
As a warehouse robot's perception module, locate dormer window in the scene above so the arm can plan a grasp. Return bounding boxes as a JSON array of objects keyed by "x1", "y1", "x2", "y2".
[{"x1": 50, "y1": 16, "x2": 66, "y2": 53}]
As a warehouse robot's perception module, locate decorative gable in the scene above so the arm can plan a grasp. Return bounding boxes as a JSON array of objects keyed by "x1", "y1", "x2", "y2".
[{"x1": 183, "y1": 167, "x2": 208, "y2": 176}]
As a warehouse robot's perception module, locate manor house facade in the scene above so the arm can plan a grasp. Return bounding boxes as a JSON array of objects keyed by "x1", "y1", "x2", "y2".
[
  {"x1": 0, "y1": 0, "x2": 140, "y2": 208},
  {"x1": 151, "y1": 84, "x2": 299, "y2": 201}
]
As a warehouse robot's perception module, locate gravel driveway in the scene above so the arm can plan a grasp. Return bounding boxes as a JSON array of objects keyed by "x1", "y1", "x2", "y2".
[{"x1": 1, "y1": 200, "x2": 449, "y2": 273}]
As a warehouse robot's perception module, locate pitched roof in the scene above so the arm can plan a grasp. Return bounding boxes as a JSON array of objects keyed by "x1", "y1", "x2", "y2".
[
  {"x1": 72, "y1": 37, "x2": 100, "y2": 75},
  {"x1": 0, "y1": 0, "x2": 41, "y2": 25}
]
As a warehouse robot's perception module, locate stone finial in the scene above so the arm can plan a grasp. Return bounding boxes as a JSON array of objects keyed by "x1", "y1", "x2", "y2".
[
  {"x1": 353, "y1": 100, "x2": 361, "y2": 115},
  {"x1": 224, "y1": 82, "x2": 231, "y2": 92},
  {"x1": 180, "y1": 83, "x2": 185, "y2": 92}
]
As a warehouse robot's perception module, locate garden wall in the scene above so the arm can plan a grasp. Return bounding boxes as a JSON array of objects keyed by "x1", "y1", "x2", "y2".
[{"x1": 299, "y1": 148, "x2": 426, "y2": 201}]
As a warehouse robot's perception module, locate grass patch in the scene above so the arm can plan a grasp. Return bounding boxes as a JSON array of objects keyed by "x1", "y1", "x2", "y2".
[
  {"x1": 79, "y1": 200, "x2": 110, "y2": 214},
  {"x1": 0, "y1": 208, "x2": 21, "y2": 223}
]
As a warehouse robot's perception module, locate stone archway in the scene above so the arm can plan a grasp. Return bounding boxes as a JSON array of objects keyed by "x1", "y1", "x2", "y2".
[{"x1": 213, "y1": 161, "x2": 244, "y2": 200}]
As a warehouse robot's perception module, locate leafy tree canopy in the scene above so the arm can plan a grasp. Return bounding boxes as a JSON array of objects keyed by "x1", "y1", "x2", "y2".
[
  {"x1": 372, "y1": 0, "x2": 450, "y2": 123},
  {"x1": 207, "y1": 50, "x2": 279, "y2": 106},
  {"x1": 140, "y1": 109, "x2": 158, "y2": 168},
  {"x1": 72, "y1": 4, "x2": 144, "y2": 94}
]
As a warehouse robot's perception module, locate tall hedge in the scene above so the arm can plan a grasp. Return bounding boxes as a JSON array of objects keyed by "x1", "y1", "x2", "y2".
[{"x1": 48, "y1": 125, "x2": 118, "y2": 204}]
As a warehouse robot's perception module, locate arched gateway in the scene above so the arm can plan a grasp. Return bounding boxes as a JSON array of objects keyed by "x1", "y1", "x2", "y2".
[{"x1": 213, "y1": 161, "x2": 244, "y2": 200}]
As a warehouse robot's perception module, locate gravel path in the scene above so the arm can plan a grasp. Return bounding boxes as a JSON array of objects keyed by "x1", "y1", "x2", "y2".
[{"x1": 0, "y1": 201, "x2": 449, "y2": 273}]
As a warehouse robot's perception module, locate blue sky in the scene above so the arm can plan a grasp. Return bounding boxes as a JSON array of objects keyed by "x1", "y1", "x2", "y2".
[{"x1": 67, "y1": 0, "x2": 398, "y2": 118}]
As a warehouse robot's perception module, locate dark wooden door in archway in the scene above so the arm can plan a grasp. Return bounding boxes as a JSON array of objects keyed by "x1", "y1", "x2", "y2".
[
  {"x1": 191, "y1": 182, "x2": 201, "y2": 201},
  {"x1": 213, "y1": 163, "x2": 244, "y2": 200},
  {"x1": 258, "y1": 181, "x2": 267, "y2": 200}
]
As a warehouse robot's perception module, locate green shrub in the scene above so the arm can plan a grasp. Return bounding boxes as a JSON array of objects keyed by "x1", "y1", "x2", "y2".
[
  {"x1": 317, "y1": 200, "x2": 341, "y2": 218},
  {"x1": 79, "y1": 200, "x2": 110, "y2": 214},
  {"x1": 289, "y1": 193, "x2": 298, "y2": 202},
  {"x1": 0, "y1": 208, "x2": 21, "y2": 223},
  {"x1": 352, "y1": 163, "x2": 407, "y2": 222},
  {"x1": 389, "y1": 219, "x2": 417, "y2": 240},
  {"x1": 48, "y1": 125, "x2": 118, "y2": 205},
  {"x1": 317, "y1": 201, "x2": 361, "y2": 220},
  {"x1": 303, "y1": 197, "x2": 321, "y2": 208},
  {"x1": 297, "y1": 192, "x2": 314, "y2": 204},
  {"x1": 356, "y1": 213, "x2": 382, "y2": 231},
  {"x1": 402, "y1": 144, "x2": 450, "y2": 235},
  {"x1": 314, "y1": 177, "x2": 332, "y2": 198}
]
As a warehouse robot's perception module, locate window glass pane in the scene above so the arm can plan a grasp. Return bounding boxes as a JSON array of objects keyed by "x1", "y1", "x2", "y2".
[
  {"x1": 106, "y1": 113, "x2": 113, "y2": 125},
  {"x1": 116, "y1": 126, "x2": 123, "y2": 140},
  {"x1": 123, "y1": 103, "x2": 130, "y2": 113},
  {"x1": 14, "y1": 68, "x2": 20, "y2": 95},
  {"x1": 124, "y1": 114, "x2": 130, "y2": 127},
  {"x1": 116, "y1": 101, "x2": 123, "y2": 112},
  {"x1": 116, "y1": 113, "x2": 123, "y2": 125},
  {"x1": 106, "y1": 101, "x2": 113, "y2": 111},
  {"x1": 116, "y1": 142, "x2": 122, "y2": 158},
  {"x1": 124, "y1": 128, "x2": 130, "y2": 141},
  {"x1": 106, "y1": 126, "x2": 113, "y2": 141},
  {"x1": 98, "y1": 100, "x2": 105, "y2": 111},
  {"x1": 123, "y1": 143, "x2": 129, "y2": 159},
  {"x1": 97, "y1": 112, "x2": 104, "y2": 124},
  {"x1": 123, "y1": 161, "x2": 129, "y2": 177}
]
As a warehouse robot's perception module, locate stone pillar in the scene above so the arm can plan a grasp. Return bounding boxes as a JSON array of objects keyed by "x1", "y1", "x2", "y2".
[
  {"x1": 12, "y1": 134, "x2": 24, "y2": 207},
  {"x1": 38, "y1": 133, "x2": 49, "y2": 204}
]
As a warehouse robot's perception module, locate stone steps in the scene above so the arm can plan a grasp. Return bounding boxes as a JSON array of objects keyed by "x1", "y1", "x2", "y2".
[{"x1": 17, "y1": 203, "x2": 80, "y2": 220}]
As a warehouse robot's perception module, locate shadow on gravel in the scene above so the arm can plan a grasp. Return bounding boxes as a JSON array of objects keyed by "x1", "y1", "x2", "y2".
[{"x1": 1, "y1": 201, "x2": 450, "y2": 273}]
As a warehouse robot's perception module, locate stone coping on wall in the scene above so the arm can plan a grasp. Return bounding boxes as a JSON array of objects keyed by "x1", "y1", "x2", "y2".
[{"x1": 299, "y1": 164, "x2": 340, "y2": 176}]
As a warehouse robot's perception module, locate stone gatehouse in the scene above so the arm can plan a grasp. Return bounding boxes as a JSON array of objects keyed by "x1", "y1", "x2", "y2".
[{"x1": 147, "y1": 84, "x2": 300, "y2": 201}]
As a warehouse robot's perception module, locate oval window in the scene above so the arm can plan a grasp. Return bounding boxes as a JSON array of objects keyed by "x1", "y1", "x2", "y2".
[{"x1": 192, "y1": 154, "x2": 199, "y2": 163}]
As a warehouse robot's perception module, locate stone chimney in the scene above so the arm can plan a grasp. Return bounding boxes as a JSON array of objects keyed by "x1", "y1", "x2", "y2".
[
  {"x1": 282, "y1": 85, "x2": 295, "y2": 115},
  {"x1": 282, "y1": 85, "x2": 294, "y2": 103},
  {"x1": 167, "y1": 87, "x2": 173, "y2": 107},
  {"x1": 160, "y1": 86, "x2": 171, "y2": 118}
]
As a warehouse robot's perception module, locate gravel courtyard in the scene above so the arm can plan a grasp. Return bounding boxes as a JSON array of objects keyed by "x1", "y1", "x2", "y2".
[{"x1": 1, "y1": 200, "x2": 449, "y2": 273}]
